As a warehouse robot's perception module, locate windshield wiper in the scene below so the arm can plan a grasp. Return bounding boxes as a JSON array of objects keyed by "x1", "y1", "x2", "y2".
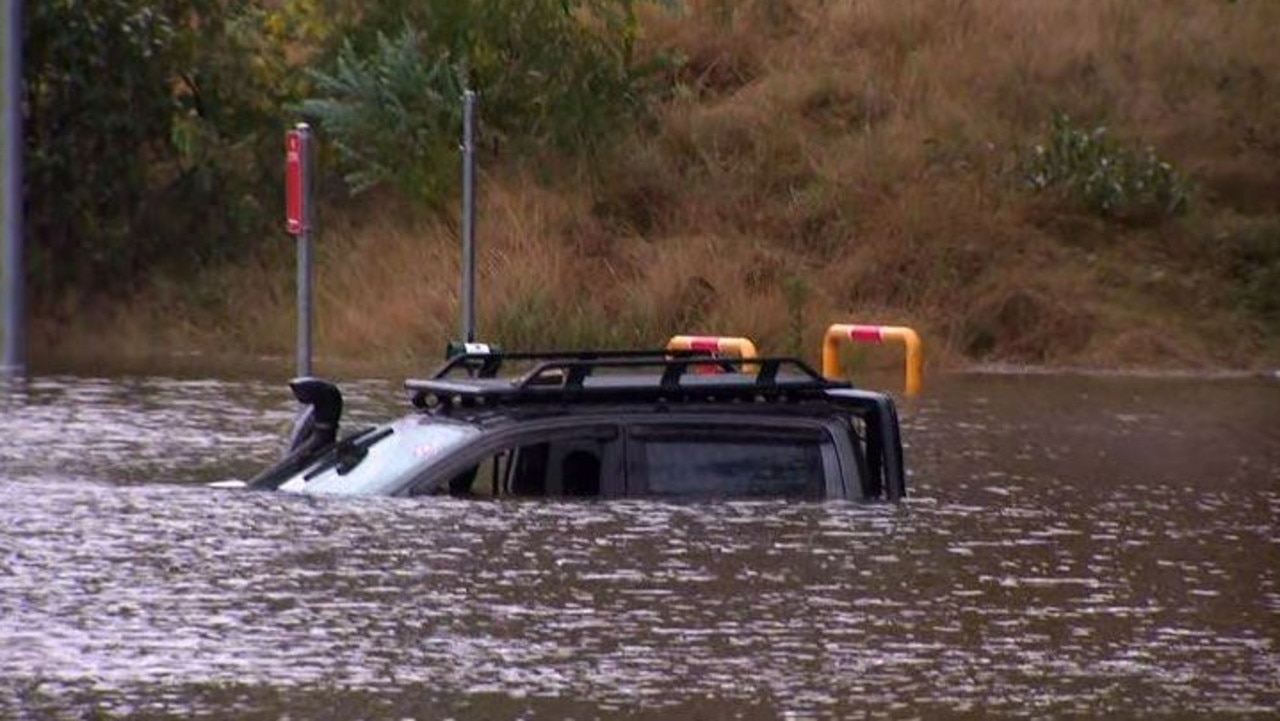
[{"x1": 304, "y1": 426, "x2": 395, "y2": 481}]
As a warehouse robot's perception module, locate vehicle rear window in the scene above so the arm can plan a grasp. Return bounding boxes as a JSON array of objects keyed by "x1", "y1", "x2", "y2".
[{"x1": 634, "y1": 428, "x2": 826, "y2": 499}]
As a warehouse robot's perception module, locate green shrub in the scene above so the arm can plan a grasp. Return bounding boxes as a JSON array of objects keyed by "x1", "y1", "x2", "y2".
[
  {"x1": 298, "y1": 0, "x2": 665, "y2": 203},
  {"x1": 300, "y1": 28, "x2": 465, "y2": 200},
  {"x1": 23, "y1": 0, "x2": 295, "y2": 300},
  {"x1": 1023, "y1": 114, "x2": 1191, "y2": 222},
  {"x1": 1228, "y1": 225, "x2": 1280, "y2": 328}
]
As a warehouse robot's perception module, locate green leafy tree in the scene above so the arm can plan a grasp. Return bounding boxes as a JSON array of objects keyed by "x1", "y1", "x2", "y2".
[
  {"x1": 299, "y1": 0, "x2": 664, "y2": 202},
  {"x1": 301, "y1": 28, "x2": 465, "y2": 199},
  {"x1": 21, "y1": 0, "x2": 668, "y2": 301},
  {"x1": 23, "y1": 0, "x2": 296, "y2": 300}
]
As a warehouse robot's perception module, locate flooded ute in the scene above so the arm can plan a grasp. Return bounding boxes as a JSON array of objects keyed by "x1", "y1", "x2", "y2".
[{"x1": 246, "y1": 350, "x2": 906, "y2": 501}]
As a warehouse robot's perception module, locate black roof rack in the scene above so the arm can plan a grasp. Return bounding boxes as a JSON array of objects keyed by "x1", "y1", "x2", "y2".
[
  {"x1": 430, "y1": 348, "x2": 730, "y2": 380},
  {"x1": 406, "y1": 352, "x2": 851, "y2": 407}
]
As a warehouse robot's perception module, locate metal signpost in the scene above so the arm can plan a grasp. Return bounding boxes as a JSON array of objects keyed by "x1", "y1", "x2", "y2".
[
  {"x1": 444, "y1": 91, "x2": 498, "y2": 360},
  {"x1": 460, "y1": 90, "x2": 478, "y2": 344},
  {"x1": 2, "y1": 0, "x2": 25, "y2": 378},
  {"x1": 286, "y1": 123, "x2": 313, "y2": 377}
]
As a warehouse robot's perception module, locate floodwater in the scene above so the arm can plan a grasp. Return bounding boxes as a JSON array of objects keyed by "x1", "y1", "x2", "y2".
[{"x1": 0, "y1": 368, "x2": 1277, "y2": 719}]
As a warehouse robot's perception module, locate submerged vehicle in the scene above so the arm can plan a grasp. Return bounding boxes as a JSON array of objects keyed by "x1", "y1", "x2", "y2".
[
  {"x1": 250, "y1": 99, "x2": 919, "y2": 502},
  {"x1": 247, "y1": 347, "x2": 908, "y2": 501}
]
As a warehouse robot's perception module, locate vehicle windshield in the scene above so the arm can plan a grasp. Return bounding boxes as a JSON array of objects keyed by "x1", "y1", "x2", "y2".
[{"x1": 281, "y1": 416, "x2": 480, "y2": 496}]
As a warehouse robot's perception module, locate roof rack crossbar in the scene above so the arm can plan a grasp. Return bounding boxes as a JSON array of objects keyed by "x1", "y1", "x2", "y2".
[
  {"x1": 432, "y1": 348, "x2": 721, "y2": 380},
  {"x1": 510, "y1": 356, "x2": 829, "y2": 391}
]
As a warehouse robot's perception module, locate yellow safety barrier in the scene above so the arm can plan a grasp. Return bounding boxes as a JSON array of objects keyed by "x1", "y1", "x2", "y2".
[
  {"x1": 822, "y1": 323, "x2": 923, "y2": 396},
  {"x1": 667, "y1": 335, "x2": 760, "y2": 373}
]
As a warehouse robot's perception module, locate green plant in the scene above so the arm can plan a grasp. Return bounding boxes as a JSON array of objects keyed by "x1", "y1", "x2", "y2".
[
  {"x1": 1228, "y1": 225, "x2": 1280, "y2": 328},
  {"x1": 23, "y1": 0, "x2": 297, "y2": 301},
  {"x1": 298, "y1": 0, "x2": 666, "y2": 203},
  {"x1": 782, "y1": 274, "x2": 810, "y2": 356},
  {"x1": 300, "y1": 28, "x2": 465, "y2": 201},
  {"x1": 1023, "y1": 114, "x2": 1191, "y2": 222}
]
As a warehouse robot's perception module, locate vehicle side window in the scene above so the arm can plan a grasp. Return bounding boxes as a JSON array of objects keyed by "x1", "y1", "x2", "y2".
[
  {"x1": 411, "y1": 425, "x2": 616, "y2": 499},
  {"x1": 508, "y1": 438, "x2": 608, "y2": 498},
  {"x1": 629, "y1": 426, "x2": 829, "y2": 500},
  {"x1": 442, "y1": 450, "x2": 509, "y2": 498}
]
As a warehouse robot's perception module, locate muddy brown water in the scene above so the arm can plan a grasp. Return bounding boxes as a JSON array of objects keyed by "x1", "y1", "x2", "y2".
[{"x1": 0, "y1": 369, "x2": 1277, "y2": 719}]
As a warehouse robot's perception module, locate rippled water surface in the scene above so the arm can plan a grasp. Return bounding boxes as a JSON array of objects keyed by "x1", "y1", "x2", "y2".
[{"x1": 1, "y1": 371, "x2": 1277, "y2": 719}]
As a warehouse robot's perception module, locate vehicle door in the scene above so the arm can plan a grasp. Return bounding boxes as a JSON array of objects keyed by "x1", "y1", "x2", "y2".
[
  {"x1": 401, "y1": 419, "x2": 623, "y2": 499},
  {"x1": 622, "y1": 417, "x2": 845, "y2": 500}
]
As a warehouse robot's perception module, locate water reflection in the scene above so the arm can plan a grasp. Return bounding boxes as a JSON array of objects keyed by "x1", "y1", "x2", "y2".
[
  {"x1": 0, "y1": 373, "x2": 1277, "y2": 718},
  {"x1": 0, "y1": 375, "x2": 396, "y2": 484}
]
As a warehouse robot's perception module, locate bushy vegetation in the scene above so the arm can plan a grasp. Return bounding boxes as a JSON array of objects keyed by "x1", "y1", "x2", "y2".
[
  {"x1": 28, "y1": 0, "x2": 1280, "y2": 369},
  {"x1": 300, "y1": 28, "x2": 467, "y2": 201},
  {"x1": 23, "y1": 0, "x2": 297, "y2": 301},
  {"x1": 1227, "y1": 224, "x2": 1280, "y2": 329},
  {"x1": 1023, "y1": 114, "x2": 1192, "y2": 223},
  {"x1": 300, "y1": 1, "x2": 662, "y2": 203},
  {"x1": 22, "y1": 0, "x2": 659, "y2": 299}
]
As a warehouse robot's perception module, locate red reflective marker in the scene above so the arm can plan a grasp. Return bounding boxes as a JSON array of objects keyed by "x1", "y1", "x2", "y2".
[
  {"x1": 286, "y1": 130, "x2": 304, "y2": 235},
  {"x1": 688, "y1": 337, "x2": 721, "y2": 353},
  {"x1": 847, "y1": 325, "x2": 884, "y2": 343}
]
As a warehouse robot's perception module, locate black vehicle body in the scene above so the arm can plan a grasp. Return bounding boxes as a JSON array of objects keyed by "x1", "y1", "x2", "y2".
[{"x1": 248, "y1": 351, "x2": 906, "y2": 501}]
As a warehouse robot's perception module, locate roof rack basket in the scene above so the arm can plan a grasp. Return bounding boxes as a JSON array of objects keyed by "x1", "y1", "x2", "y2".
[{"x1": 406, "y1": 352, "x2": 852, "y2": 407}]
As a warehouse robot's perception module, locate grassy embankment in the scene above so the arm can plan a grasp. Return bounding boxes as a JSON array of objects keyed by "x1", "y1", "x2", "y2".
[{"x1": 41, "y1": 0, "x2": 1280, "y2": 376}]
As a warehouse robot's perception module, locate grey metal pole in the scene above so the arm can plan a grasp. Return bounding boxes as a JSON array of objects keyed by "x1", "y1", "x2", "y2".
[
  {"x1": 297, "y1": 232, "x2": 312, "y2": 377},
  {"x1": 295, "y1": 123, "x2": 313, "y2": 377},
  {"x1": 2, "y1": 0, "x2": 25, "y2": 378},
  {"x1": 460, "y1": 90, "x2": 477, "y2": 343}
]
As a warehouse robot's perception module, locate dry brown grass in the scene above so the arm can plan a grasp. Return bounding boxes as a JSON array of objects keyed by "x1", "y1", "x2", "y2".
[{"x1": 44, "y1": 0, "x2": 1280, "y2": 374}]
